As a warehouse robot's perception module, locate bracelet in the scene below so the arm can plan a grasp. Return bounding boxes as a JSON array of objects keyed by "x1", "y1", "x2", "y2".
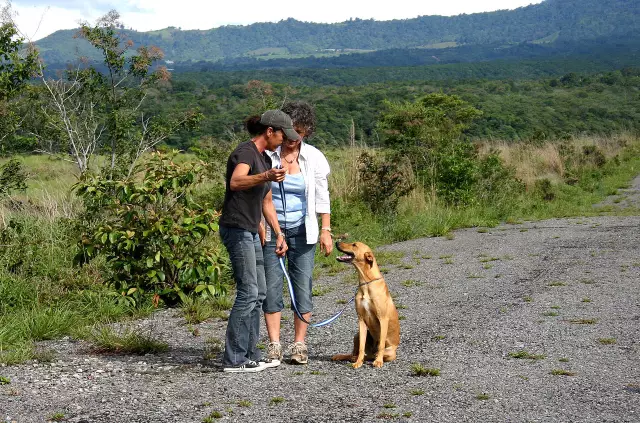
[
  {"x1": 321, "y1": 227, "x2": 331, "y2": 232},
  {"x1": 276, "y1": 232, "x2": 285, "y2": 238}
]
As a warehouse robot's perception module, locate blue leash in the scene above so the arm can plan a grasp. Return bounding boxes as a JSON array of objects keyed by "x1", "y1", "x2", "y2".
[{"x1": 276, "y1": 165, "x2": 354, "y2": 328}]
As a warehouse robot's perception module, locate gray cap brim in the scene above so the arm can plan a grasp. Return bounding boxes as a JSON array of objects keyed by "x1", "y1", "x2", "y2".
[{"x1": 283, "y1": 127, "x2": 300, "y2": 141}]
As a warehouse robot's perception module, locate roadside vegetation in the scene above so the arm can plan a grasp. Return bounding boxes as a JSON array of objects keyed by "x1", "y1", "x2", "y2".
[{"x1": 1, "y1": 9, "x2": 639, "y2": 365}]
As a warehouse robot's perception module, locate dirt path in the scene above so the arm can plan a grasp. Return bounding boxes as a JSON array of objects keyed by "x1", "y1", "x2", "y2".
[{"x1": 2, "y1": 178, "x2": 639, "y2": 423}]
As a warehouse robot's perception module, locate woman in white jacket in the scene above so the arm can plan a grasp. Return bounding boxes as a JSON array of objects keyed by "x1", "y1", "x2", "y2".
[{"x1": 261, "y1": 101, "x2": 332, "y2": 365}]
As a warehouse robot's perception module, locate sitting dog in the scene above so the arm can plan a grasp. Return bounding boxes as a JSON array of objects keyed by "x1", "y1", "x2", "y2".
[{"x1": 332, "y1": 241, "x2": 400, "y2": 368}]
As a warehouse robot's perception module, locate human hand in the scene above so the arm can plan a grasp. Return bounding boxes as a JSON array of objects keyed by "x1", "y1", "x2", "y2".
[
  {"x1": 258, "y1": 222, "x2": 266, "y2": 247},
  {"x1": 275, "y1": 237, "x2": 288, "y2": 257},
  {"x1": 264, "y1": 167, "x2": 287, "y2": 183},
  {"x1": 320, "y1": 230, "x2": 333, "y2": 256}
]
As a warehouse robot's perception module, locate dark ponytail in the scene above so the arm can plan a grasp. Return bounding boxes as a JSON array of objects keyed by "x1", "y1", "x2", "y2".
[{"x1": 245, "y1": 115, "x2": 269, "y2": 136}]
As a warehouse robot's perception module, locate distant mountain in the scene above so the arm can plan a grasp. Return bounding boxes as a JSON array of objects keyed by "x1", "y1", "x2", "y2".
[{"x1": 35, "y1": 0, "x2": 640, "y2": 66}]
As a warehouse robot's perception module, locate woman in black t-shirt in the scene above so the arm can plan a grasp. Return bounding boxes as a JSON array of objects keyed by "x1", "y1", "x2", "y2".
[{"x1": 219, "y1": 110, "x2": 299, "y2": 373}]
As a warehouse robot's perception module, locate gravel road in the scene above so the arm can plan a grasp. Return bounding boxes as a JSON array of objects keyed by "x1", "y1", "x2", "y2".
[{"x1": 2, "y1": 177, "x2": 639, "y2": 423}]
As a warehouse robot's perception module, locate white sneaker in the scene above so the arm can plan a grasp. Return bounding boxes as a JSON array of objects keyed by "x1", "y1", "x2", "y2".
[{"x1": 259, "y1": 357, "x2": 281, "y2": 369}]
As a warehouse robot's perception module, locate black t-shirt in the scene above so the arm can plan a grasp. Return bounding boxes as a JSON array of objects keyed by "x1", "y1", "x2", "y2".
[{"x1": 219, "y1": 141, "x2": 272, "y2": 233}]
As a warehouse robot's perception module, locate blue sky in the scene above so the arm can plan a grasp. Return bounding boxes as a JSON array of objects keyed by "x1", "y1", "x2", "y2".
[{"x1": 11, "y1": 0, "x2": 544, "y2": 41}]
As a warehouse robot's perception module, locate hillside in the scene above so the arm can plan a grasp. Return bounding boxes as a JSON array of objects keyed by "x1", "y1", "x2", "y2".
[{"x1": 34, "y1": 0, "x2": 640, "y2": 66}]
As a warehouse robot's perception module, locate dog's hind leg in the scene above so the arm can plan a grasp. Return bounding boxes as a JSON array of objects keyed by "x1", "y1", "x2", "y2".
[{"x1": 382, "y1": 346, "x2": 397, "y2": 362}]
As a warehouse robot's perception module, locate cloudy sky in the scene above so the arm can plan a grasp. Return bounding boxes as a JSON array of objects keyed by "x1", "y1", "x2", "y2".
[{"x1": 11, "y1": 0, "x2": 544, "y2": 41}]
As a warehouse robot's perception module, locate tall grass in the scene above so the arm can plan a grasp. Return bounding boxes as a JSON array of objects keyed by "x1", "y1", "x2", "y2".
[{"x1": 323, "y1": 132, "x2": 640, "y2": 251}]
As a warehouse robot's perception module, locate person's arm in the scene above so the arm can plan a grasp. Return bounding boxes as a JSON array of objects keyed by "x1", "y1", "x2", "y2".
[
  {"x1": 319, "y1": 212, "x2": 332, "y2": 256},
  {"x1": 262, "y1": 190, "x2": 287, "y2": 256},
  {"x1": 315, "y1": 151, "x2": 332, "y2": 256},
  {"x1": 230, "y1": 163, "x2": 286, "y2": 191}
]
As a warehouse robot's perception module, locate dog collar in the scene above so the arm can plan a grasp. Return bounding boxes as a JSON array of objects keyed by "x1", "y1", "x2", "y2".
[{"x1": 358, "y1": 277, "x2": 384, "y2": 287}]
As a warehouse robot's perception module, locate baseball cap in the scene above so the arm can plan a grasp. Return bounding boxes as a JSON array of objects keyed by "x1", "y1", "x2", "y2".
[{"x1": 260, "y1": 110, "x2": 300, "y2": 141}]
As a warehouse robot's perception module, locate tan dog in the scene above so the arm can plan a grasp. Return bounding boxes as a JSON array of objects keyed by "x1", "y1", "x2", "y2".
[{"x1": 331, "y1": 241, "x2": 400, "y2": 368}]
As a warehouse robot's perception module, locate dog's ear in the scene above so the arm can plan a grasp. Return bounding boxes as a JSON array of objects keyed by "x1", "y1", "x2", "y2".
[{"x1": 364, "y1": 251, "x2": 375, "y2": 265}]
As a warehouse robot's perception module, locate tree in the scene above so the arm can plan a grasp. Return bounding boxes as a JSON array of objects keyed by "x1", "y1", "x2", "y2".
[
  {"x1": 36, "y1": 10, "x2": 201, "y2": 176},
  {"x1": 377, "y1": 93, "x2": 483, "y2": 205},
  {"x1": 0, "y1": 3, "x2": 39, "y2": 154}
]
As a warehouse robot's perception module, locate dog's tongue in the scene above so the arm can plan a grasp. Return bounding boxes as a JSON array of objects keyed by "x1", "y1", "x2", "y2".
[{"x1": 336, "y1": 255, "x2": 352, "y2": 262}]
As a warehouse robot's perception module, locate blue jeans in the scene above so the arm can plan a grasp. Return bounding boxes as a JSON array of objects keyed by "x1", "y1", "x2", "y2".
[
  {"x1": 219, "y1": 225, "x2": 266, "y2": 367},
  {"x1": 263, "y1": 224, "x2": 317, "y2": 314}
]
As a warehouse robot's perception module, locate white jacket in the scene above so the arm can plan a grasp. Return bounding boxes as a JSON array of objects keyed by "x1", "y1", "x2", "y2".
[{"x1": 264, "y1": 141, "x2": 331, "y2": 244}]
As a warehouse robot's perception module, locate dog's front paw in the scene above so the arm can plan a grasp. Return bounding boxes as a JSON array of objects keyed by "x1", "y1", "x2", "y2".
[
  {"x1": 373, "y1": 358, "x2": 384, "y2": 368},
  {"x1": 352, "y1": 360, "x2": 364, "y2": 369}
]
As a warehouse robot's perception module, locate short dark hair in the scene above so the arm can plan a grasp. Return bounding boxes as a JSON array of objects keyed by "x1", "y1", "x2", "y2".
[{"x1": 281, "y1": 101, "x2": 316, "y2": 138}]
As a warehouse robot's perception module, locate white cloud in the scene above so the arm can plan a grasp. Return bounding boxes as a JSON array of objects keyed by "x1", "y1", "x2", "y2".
[{"x1": 12, "y1": 0, "x2": 544, "y2": 41}]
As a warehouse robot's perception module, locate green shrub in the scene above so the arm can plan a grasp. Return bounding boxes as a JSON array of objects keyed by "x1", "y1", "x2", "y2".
[
  {"x1": 356, "y1": 151, "x2": 414, "y2": 214},
  {"x1": 74, "y1": 151, "x2": 228, "y2": 307},
  {"x1": 0, "y1": 159, "x2": 27, "y2": 198}
]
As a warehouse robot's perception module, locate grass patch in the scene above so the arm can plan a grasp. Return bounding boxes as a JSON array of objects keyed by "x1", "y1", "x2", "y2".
[
  {"x1": 410, "y1": 389, "x2": 425, "y2": 395},
  {"x1": 551, "y1": 369, "x2": 576, "y2": 376},
  {"x1": 411, "y1": 363, "x2": 440, "y2": 377},
  {"x1": 476, "y1": 393, "x2": 490, "y2": 400},
  {"x1": 204, "y1": 337, "x2": 224, "y2": 360},
  {"x1": 237, "y1": 400, "x2": 251, "y2": 407},
  {"x1": 269, "y1": 397, "x2": 285, "y2": 405},
  {"x1": 569, "y1": 318, "x2": 597, "y2": 324},
  {"x1": 202, "y1": 411, "x2": 223, "y2": 422},
  {"x1": 0, "y1": 376, "x2": 10, "y2": 385},
  {"x1": 87, "y1": 325, "x2": 168, "y2": 355},
  {"x1": 311, "y1": 286, "x2": 332, "y2": 297},
  {"x1": 548, "y1": 281, "x2": 567, "y2": 287},
  {"x1": 597, "y1": 338, "x2": 617, "y2": 345},
  {"x1": 49, "y1": 413, "x2": 65, "y2": 422},
  {"x1": 181, "y1": 296, "x2": 232, "y2": 324},
  {"x1": 401, "y1": 279, "x2": 422, "y2": 287},
  {"x1": 508, "y1": 350, "x2": 545, "y2": 360},
  {"x1": 377, "y1": 412, "x2": 400, "y2": 419}
]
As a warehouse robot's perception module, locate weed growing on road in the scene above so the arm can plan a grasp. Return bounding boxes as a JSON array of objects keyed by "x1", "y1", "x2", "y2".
[
  {"x1": 204, "y1": 337, "x2": 224, "y2": 360},
  {"x1": 411, "y1": 364, "x2": 440, "y2": 377},
  {"x1": 401, "y1": 279, "x2": 422, "y2": 287},
  {"x1": 508, "y1": 350, "x2": 546, "y2": 360},
  {"x1": 410, "y1": 389, "x2": 425, "y2": 395},
  {"x1": 0, "y1": 376, "x2": 10, "y2": 384},
  {"x1": 269, "y1": 397, "x2": 285, "y2": 406},
  {"x1": 202, "y1": 411, "x2": 223, "y2": 422},
  {"x1": 312, "y1": 286, "x2": 332, "y2": 297},
  {"x1": 597, "y1": 338, "x2": 617, "y2": 345},
  {"x1": 551, "y1": 369, "x2": 576, "y2": 376},
  {"x1": 87, "y1": 325, "x2": 168, "y2": 355},
  {"x1": 49, "y1": 413, "x2": 65, "y2": 422},
  {"x1": 476, "y1": 393, "x2": 490, "y2": 400},
  {"x1": 569, "y1": 318, "x2": 597, "y2": 324}
]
